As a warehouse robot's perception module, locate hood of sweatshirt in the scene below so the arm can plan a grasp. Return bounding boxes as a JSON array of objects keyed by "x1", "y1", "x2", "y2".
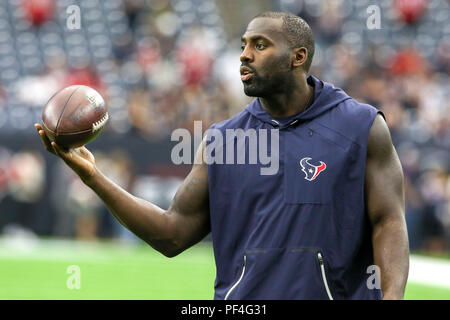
[{"x1": 245, "y1": 75, "x2": 351, "y2": 129}]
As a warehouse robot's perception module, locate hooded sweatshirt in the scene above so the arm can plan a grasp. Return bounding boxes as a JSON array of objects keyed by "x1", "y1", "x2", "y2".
[{"x1": 206, "y1": 75, "x2": 383, "y2": 300}]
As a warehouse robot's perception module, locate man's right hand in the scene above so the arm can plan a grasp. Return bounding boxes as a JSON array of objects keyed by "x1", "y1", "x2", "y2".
[
  {"x1": 35, "y1": 123, "x2": 210, "y2": 257},
  {"x1": 34, "y1": 123, "x2": 97, "y2": 183}
]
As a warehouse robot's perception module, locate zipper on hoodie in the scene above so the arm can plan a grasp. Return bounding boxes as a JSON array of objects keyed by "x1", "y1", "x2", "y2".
[
  {"x1": 317, "y1": 252, "x2": 334, "y2": 300},
  {"x1": 224, "y1": 254, "x2": 247, "y2": 300}
]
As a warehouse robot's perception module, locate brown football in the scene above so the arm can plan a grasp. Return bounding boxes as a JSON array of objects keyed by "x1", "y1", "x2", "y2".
[{"x1": 42, "y1": 85, "x2": 108, "y2": 149}]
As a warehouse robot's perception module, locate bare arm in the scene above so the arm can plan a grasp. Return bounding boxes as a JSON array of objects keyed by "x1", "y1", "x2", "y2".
[
  {"x1": 365, "y1": 114, "x2": 409, "y2": 299},
  {"x1": 35, "y1": 124, "x2": 210, "y2": 257}
]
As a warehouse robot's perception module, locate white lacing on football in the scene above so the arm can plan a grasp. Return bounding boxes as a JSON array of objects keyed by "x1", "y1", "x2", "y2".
[{"x1": 92, "y1": 113, "x2": 109, "y2": 132}]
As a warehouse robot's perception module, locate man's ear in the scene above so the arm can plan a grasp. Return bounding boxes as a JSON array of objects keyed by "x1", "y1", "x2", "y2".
[{"x1": 292, "y1": 47, "x2": 308, "y2": 69}]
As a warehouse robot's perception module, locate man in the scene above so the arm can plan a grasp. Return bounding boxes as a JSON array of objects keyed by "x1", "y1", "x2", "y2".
[{"x1": 35, "y1": 12, "x2": 409, "y2": 299}]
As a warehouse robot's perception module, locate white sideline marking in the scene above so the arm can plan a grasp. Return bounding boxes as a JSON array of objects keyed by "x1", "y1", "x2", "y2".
[{"x1": 409, "y1": 255, "x2": 450, "y2": 288}]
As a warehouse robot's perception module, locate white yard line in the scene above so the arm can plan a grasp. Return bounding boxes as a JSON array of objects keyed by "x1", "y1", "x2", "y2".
[{"x1": 409, "y1": 255, "x2": 450, "y2": 289}]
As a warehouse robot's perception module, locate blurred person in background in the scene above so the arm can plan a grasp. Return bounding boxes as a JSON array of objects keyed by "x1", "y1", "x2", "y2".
[
  {"x1": 0, "y1": 150, "x2": 47, "y2": 235},
  {"x1": 65, "y1": 174, "x2": 101, "y2": 240},
  {"x1": 0, "y1": 147, "x2": 11, "y2": 202},
  {"x1": 23, "y1": 0, "x2": 54, "y2": 27},
  {"x1": 419, "y1": 167, "x2": 450, "y2": 252}
]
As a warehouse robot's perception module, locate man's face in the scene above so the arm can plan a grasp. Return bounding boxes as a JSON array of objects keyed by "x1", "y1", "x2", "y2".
[{"x1": 240, "y1": 17, "x2": 293, "y2": 97}]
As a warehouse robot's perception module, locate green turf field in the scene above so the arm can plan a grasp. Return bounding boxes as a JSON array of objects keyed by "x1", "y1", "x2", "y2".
[{"x1": 0, "y1": 239, "x2": 449, "y2": 300}]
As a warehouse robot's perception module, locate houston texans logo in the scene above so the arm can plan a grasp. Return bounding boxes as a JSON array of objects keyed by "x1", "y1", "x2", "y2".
[{"x1": 300, "y1": 157, "x2": 327, "y2": 181}]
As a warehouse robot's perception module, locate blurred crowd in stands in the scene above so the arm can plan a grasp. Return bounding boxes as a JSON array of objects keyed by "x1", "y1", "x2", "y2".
[{"x1": 0, "y1": 0, "x2": 448, "y2": 252}]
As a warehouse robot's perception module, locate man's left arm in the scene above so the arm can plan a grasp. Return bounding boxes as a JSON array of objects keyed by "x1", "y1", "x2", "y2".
[{"x1": 365, "y1": 114, "x2": 409, "y2": 300}]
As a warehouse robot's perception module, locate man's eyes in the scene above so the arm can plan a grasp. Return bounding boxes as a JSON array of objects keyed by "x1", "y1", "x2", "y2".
[
  {"x1": 240, "y1": 43, "x2": 266, "y2": 51},
  {"x1": 255, "y1": 43, "x2": 266, "y2": 50}
]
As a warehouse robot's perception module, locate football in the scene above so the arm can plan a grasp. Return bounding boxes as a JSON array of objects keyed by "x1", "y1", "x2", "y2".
[{"x1": 42, "y1": 85, "x2": 108, "y2": 149}]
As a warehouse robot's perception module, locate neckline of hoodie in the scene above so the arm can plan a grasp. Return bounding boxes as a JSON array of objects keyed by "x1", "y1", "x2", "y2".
[
  {"x1": 263, "y1": 77, "x2": 322, "y2": 128},
  {"x1": 270, "y1": 84, "x2": 317, "y2": 125}
]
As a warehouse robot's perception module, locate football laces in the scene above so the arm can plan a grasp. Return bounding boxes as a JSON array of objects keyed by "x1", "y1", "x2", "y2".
[{"x1": 92, "y1": 113, "x2": 109, "y2": 132}]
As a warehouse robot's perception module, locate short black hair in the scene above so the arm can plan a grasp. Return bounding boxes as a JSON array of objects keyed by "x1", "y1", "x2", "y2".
[{"x1": 253, "y1": 12, "x2": 315, "y2": 72}]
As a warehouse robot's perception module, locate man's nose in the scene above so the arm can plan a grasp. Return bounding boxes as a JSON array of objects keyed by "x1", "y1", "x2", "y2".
[{"x1": 240, "y1": 45, "x2": 253, "y2": 63}]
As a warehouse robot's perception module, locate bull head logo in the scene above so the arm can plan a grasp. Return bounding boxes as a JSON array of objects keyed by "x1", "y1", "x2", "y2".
[{"x1": 300, "y1": 157, "x2": 327, "y2": 181}]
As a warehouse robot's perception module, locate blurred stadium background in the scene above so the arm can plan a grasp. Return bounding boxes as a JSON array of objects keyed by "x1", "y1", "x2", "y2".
[{"x1": 0, "y1": 0, "x2": 448, "y2": 299}]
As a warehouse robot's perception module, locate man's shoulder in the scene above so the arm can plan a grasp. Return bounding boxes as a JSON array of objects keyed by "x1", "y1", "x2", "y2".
[
  {"x1": 334, "y1": 97, "x2": 380, "y2": 119},
  {"x1": 317, "y1": 97, "x2": 383, "y2": 148}
]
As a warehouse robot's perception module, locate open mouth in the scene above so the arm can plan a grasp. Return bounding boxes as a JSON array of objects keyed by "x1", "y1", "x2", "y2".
[
  {"x1": 241, "y1": 71, "x2": 253, "y2": 81},
  {"x1": 240, "y1": 67, "x2": 254, "y2": 82}
]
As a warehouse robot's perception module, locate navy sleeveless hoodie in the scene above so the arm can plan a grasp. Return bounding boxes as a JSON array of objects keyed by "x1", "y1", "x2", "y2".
[{"x1": 206, "y1": 75, "x2": 383, "y2": 300}]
